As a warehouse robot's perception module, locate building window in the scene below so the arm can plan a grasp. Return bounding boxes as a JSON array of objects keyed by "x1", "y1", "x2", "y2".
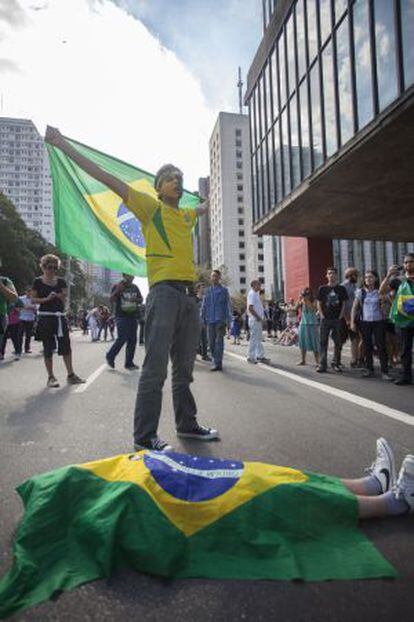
[
  {"x1": 239, "y1": 230, "x2": 244, "y2": 237},
  {"x1": 239, "y1": 253, "x2": 245, "y2": 260},
  {"x1": 237, "y1": 173, "x2": 243, "y2": 180},
  {"x1": 310, "y1": 62, "x2": 323, "y2": 168},
  {"x1": 258, "y1": 254, "x2": 264, "y2": 261},
  {"x1": 353, "y1": 0, "x2": 374, "y2": 130},
  {"x1": 239, "y1": 242, "x2": 245, "y2": 249},
  {"x1": 235, "y1": 128, "x2": 242, "y2": 136},
  {"x1": 322, "y1": 40, "x2": 338, "y2": 157},
  {"x1": 235, "y1": 139, "x2": 242, "y2": 147},
  {"x1": 236, "y1": 150, "x2": 243, "y2": 158},
  {"x1": 238, "y1": 219, "x2": 244, "y2": 226},
  {"x1": 237, "y1": 195, "x2": 243, "y2": 203},
  {"x1": 401, "y1": 0, "x2": 414, "y2": 88},
  {"x1": 237, "y1": 184, "x2": 243, "y2": 191},
  {"x1": 258, "y1": 266, "x2": 264, "y2": 272},
  {"x1": 240, "y1": 266, "x2": 246, "y2": 272},
  {"x1": 238, "y1": 207, "x2": 244, "y2": 214},
  {"x1": 236, "y1": 161, "x2": 243, "y2": 169},
  {"x1": 240, "y1": 277, "x2": 246, "y2": 284},
  {"x1": 336, "y1": 15, "x2": 354, "y2": 146},
  {"x1": 374, "y1": 0, "x2": 398, "y2": 111}
]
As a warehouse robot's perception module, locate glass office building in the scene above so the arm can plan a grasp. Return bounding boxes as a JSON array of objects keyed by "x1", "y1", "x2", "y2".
[{"x1": 247, "y1": 0, "x2": 414, "y2": 289}]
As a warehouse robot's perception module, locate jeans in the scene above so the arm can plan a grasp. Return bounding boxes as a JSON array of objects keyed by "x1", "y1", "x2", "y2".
[
  {"x1": 360, "y1": 320, "x2": 388, "y2": 373},
  {"x1": 319, "y1": 318, "x2": 342, "y2": 369},
  {"x1": 207, "y1": 322, "x2": 225, "y2": 367},
  {"x1": 199, "y1": 323, "x2": 208, "y2": 357},
  {"x1": 106, "y1": 316, "x2": 138, "y2": 366},
  {"x1": 0, "y1": 323, "x2": 20, "y2": 356},
  {"x1": 18, "y1": 320, "x2": 34, "y2": 352},
  {"x1": 399, "y1": 325, "x2": 414, "y2": 380},
  {"x1": 133, "y1": 283, "x2": 200, "y2": 444},
  {"x1": 248, "y1": 318, "x2": 265, "y2": 360}
]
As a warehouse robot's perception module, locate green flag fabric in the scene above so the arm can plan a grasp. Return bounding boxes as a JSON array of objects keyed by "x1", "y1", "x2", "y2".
[
  {"x1": 0, "y1": 450, "x2": 396, "y2": 618},
  {"x1": 46, "y1": 139, "x2": 200, "y2": 275}
]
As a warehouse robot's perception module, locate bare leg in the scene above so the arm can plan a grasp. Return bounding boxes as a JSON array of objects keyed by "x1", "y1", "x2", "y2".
[
  {"x1": 44, "y1": 356, "x2": 54, "y2": 378},
  {"x1": 342, "y1": 478, "x2": 389, "y2": 519},
  {"x1": 297, "y1": 349, "x2": 306, "y2": 365},
  {"x1": 356, "y1": 495, "x2": 388, "y2": 519},
  {"x1": 63, "y1": 353, "x2": 74, "y2": 376},
  {"x1": 314, "y1": 351, "x2": 320, "y2": 365}
]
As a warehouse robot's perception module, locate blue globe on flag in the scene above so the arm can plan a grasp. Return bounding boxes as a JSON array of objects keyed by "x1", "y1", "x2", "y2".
[
  {"x1": 117, "y1": 203, "x2": 145, "y2": 248},
  {"x1": 144, "y1": 451, "x2": 244, "y2": 502}
]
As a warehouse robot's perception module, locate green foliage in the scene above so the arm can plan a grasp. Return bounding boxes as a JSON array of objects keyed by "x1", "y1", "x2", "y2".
[
  {"x1": 231, "y1": 291, "x2": 247, "y2": 315},
  {"x1": 0, "y1": 192, "x2": 86, "y2": 309}
]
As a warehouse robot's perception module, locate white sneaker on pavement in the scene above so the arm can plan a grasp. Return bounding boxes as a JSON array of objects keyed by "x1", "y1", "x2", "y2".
[
  {"x1": 365, "y1": 437, "x2": 396, "y2": 494},
  {"x1": 394, "y1": 455, "x2": 414, "y2": 513}
]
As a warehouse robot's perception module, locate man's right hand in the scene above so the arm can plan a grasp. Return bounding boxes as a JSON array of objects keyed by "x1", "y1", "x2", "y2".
[
  {"x1": 387, "y1": 264, "x2": 400, "y2": 279},
  {"x1": 45, "y1": 126, "x2": 64, "y2": 147}
]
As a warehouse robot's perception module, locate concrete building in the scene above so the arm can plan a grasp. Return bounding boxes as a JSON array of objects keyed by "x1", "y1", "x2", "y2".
[
  {"x1": 81, "y1": 261, "x2": 121, "y2": 301},
  {"x1": 245, "y1": 0, "x2": 414, "y2": 297},
  {"x1": 209, "y1": 111, "x2": 265, "y2": 295},
  {"x1": 0, "y1": 117, "x2": 54, "y2": 243},
  {"x1": 193, "y1": 177, "x2": 212, "y2": 268}
]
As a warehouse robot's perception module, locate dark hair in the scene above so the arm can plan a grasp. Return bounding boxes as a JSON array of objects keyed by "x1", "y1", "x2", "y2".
[
  {"x1": 212, "y1": 269, "x2": 221, "y2": 277},
  {"x1": 363, "y1": 269, "x2": 380, "y2": 289},
  {"x1": 404, "y1": 252, "x2": 414, "y2": 261},
  {"x1": 326, "y1": 266, "x2": 337, "y2": 273},
  {"x1": 301, "y1": 287, "x2": 314, "y2": 302},
  {"x1": 154, "y1": 164, "x2": 183, "y2": 190}
]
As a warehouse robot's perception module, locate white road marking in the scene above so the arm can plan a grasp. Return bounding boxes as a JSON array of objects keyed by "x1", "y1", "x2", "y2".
[
  {"x1": 225, "y1": 351, "x2": 414, "y2": 426},
  {"x1": 73, "y1": 363, "x2": 107, "y2": 393}
]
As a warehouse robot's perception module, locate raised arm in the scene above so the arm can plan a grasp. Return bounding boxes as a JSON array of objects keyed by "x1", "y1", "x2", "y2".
[
  {"x1": 0, "y1": 279, "x2": 17, "y2": 303},
  {"x1": 45, "y1": 126, "x2": 129, "y2": 203}
]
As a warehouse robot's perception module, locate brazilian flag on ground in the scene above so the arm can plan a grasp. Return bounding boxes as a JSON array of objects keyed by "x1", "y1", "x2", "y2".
[
  {"x1": 46, "y1": 139, "x2": 200, "y2": 275},
  {"x1": 0, "y1": 451, "x2": 396, "y2": 618}
]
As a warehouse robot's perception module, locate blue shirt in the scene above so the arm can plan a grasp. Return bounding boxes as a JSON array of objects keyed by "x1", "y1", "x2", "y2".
[{"x1": 201, "y1": 285, "x2": 232, "y2": 324}]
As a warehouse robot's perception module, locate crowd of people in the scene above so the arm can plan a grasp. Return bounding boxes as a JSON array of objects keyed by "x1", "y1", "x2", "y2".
[{"x1": 196, "y1": 259, "x2": 413, "y2": 388}]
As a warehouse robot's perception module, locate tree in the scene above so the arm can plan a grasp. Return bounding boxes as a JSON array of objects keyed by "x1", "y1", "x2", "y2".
[{"x1": 0, "y1": 192, "x2": 86, "y2": 309}]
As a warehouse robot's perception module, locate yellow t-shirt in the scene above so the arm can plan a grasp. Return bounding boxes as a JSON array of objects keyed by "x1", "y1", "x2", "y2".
[{"x1": 125, "y1": 187, "x2": 198, "y2": 286}]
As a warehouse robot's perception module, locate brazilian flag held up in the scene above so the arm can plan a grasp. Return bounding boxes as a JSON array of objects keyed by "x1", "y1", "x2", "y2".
[
  {"x1": 46, "y1": 139, "x2": 200, "y2": 276},
  {"x1": 0, "y1": 450, "x2": 396, "y2": 618}
]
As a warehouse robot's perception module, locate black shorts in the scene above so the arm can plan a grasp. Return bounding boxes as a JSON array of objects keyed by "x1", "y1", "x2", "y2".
[{"x1": 35, "y1": 316, "x2": 71, "y2": 357}]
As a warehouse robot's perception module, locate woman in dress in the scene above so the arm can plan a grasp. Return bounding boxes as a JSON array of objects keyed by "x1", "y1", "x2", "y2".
[
  {"x1": 297, "y1": 288, "x2": 320, "y2": 366},
  {"x1": 31, "y1": 254, "x2": 85, "y2": 388}
]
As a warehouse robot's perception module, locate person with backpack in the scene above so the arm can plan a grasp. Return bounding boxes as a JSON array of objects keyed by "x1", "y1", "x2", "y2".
[
  {"x1": 351, "y1": 270, "x2": 391, "y2": 381},
  {"x1": 380, "y1": 253, "x2": 414, "y2": 385}
]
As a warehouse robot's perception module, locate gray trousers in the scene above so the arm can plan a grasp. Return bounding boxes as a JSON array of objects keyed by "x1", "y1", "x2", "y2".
[{"x1": 133, "y1": 283, "x2": 200, "y2": 443}]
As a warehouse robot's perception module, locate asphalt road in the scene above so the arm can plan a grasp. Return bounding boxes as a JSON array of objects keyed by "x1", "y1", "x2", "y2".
[{"x1": 0, "y1": 332, "x2": 413, "y2": 622}]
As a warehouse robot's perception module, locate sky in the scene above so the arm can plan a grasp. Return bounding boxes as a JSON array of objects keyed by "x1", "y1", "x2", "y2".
[{"x1": 0, "y1": 0, "x2": 263, "y2": 189}]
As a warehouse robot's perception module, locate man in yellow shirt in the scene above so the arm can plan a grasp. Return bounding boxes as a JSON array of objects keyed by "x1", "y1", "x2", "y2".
[{"x1": 45, "y1": 127, "x2": 219, "y2": 451}]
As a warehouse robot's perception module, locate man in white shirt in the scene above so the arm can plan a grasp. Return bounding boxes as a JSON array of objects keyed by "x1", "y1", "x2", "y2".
[{"x1": 246, "y1": 280, "x2": 270, "y2": 364}]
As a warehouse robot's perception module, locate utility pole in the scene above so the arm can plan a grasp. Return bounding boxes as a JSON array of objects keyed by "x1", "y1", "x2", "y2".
[
  {"x1": 237, "y1": 67, "x2": 243, "y2": 114},
  {"x1": 65, "y1": 255, "x2": 72, "y2": 310}
]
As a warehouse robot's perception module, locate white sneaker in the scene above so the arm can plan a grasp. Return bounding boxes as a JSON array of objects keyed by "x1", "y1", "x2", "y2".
[
  {"x1": 47, "y1": 376, "x2": 60, "y2": 388},
  {"x1": 365, "y1": 437, "x2": 396, "y2": 493},
  {"x1": 395, "y1": 455, "x2": 414, "y2": 513}
]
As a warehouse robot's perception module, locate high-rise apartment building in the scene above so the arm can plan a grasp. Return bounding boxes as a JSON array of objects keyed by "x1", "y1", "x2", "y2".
[
  {"x1": 193, "y1": 177, "x2": 212, "y2": 268},
  {"x1": 246, "y1": 0, "x2": 414, "y2": 298},
  {"x1": 0, "y1": 117, "x2": 54, "y2": 243},
  {"x1": 209, "y1": 112, "x2": 265, "y2": 295}
]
